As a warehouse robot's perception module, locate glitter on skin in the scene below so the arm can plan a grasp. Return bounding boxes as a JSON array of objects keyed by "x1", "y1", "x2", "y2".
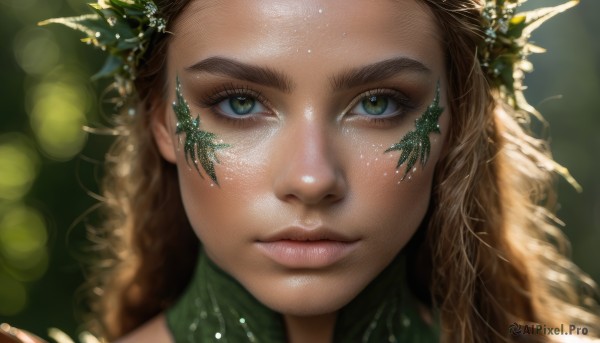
[
  {"x1": 173, "y1": 76, "x2": 230, "y2": 185},
  {"x1": 384, "y1": 81, "x2": 444, "y2": 180}
]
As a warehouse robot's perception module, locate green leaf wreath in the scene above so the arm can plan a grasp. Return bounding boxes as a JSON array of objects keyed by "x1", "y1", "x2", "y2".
[{"x1": 39, "y1": 0, "x2": 167, "y2": 105}]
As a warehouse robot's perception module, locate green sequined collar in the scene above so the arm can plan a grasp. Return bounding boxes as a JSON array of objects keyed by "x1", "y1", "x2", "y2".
[{"x1": 166, "y1": 250, "x2": 439, "y2": 342}]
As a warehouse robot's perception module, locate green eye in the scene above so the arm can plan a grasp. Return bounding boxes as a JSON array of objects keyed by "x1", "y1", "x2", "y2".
[
  {"x1": 229, "y1": 96, "x2": 255, "y2": 115},
  {"x1": 361, "y1": 95, "x2": 390, "y2": 116}
]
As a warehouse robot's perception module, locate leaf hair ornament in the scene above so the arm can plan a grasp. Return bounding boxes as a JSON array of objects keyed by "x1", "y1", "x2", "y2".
[
  {"x1": 479, "y1": 0, "x2": 582, "y2": 191},
  {"x1": 39, "y1": 0, "x2": 167, "y2": 109},
  {"x1": 385, "y1": 82, "x2": 444, "y2": 180},
  {"x1": 479, "y1": 0, "x2": 579, "y2": 113},
  {"x1": 173, "y1": 77, "x2": 230, "y2": 185}
]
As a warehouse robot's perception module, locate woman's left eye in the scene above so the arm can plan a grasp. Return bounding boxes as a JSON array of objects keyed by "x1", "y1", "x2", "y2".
[
  {"x1": 350, "y1": 92, "x2": 402, "y2": 118},
  {"x1": 215, "y1": 95, "x2": 267, "y2": 117}
]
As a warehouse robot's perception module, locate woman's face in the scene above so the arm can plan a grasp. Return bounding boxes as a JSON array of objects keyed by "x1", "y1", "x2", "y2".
[{"x1": 154, "y1": 0, "x2": 448, "y2": 316}]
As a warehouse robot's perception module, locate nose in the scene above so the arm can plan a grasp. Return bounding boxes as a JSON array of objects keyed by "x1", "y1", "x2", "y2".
[{"x1": 272, "y1": 118, "x2": 347, "y2": 207}]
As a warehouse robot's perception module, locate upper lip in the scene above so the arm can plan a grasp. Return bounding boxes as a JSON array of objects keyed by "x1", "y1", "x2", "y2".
[{"x1": 258, "y1": 226, "x2": 358, "y2": 243}]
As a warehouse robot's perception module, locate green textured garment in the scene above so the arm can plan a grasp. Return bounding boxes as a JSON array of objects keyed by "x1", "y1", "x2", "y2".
[{"x1": 166, "y1": 250, "x2": 439, "y2": 342}]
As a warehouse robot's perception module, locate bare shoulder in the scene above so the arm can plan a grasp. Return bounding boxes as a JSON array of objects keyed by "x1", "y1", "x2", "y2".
[{"x1": 114, "y1": 314, "x2": 173, "y2": 343}]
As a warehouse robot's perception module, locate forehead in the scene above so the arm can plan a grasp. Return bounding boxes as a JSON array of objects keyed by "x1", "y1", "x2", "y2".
[{"x1": 170, "y1": 0, "x2": 443, "y2": 78}]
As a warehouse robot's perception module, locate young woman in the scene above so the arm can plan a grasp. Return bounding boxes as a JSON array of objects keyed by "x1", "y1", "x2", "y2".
[{"x1": 3, "y1": 0, "x2": 598, "y2": 342}]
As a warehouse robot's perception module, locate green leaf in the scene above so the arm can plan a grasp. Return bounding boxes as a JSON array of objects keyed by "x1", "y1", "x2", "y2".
[
  {"x1": 92, "y1": 55, "x2": 123, "y2": 80},
  {"x1": 111, "y1": 0, "x2": 144, "y2": 11},
  {"x1": 38, "y1": 14, "x2": 103, "y2": 38},
  {"x1": 521, "y1": 0, "x2": 579, "y2": 37},
  {"x1": 172, "y1": 77, "x2": 229, "y2": 185},
  {"x1": 385, "y1": 82, "x2": 443, "y2": 179},
  {"x1": 508, "y1": 15, "x2": 527, "y2": 37}
]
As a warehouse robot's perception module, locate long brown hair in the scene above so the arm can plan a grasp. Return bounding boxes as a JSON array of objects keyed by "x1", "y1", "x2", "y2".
[{"x1": 88, "y1": 0, "x2": 600, "y2": 341}]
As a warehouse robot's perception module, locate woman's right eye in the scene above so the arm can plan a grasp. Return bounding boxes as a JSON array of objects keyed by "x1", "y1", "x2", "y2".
[{"x1": 215, "y1": 95, "x2": 268, "y2": 117}]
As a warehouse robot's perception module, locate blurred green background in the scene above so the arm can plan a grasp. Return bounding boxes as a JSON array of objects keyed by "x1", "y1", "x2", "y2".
[{"x1": 0, "y1": 0, "x2": 598, "y2": 339}]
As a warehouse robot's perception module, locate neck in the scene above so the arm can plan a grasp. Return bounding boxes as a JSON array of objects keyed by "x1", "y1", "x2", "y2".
[
  {"x1": 166, "y1": 249, "x2": 440, "y2": 342},
  {"x1": 284, "y1": 312, "x2": 336, "y2": 343}
]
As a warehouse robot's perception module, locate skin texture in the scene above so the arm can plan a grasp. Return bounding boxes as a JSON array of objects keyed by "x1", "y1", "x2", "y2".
[{"x1": 152, "y1": 0, "x2": 449, "y2": 341}]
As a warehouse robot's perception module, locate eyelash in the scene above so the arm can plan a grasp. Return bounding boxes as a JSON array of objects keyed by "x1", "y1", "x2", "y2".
[
  {"x1": 346, "y1": 88, "x2": 415, "y2": 127},
  {"x1": 196, "y1": 84, "x2": 415, "y2": 127},
  {"x1": 197, "y1": 83, "x2": 271, "y2": 127}
]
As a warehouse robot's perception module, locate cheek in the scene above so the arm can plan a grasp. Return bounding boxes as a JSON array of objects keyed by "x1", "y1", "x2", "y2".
[
  {"x1": 349, "y1": 146, "x2": 434, "y2": 243},
  {"x1": 345, "y1": 115, "x2": 449, "y2": 247},
  {"x1": 175, "y1": 142, "x2": 270, "y2": 249}
]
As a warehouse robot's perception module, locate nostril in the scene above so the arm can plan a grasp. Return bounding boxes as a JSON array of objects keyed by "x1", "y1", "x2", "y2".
[{"x1": 323, "y1": 193, "x2": 342, "y2": 203}]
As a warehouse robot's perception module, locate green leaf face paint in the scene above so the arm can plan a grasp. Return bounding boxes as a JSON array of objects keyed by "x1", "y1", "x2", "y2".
[
  {"x1": 384, "y1": 82, "x2": 444, "y2": 180},
  {"x1": 173, "y1": 76, "x2": 230, "y2": 185}
]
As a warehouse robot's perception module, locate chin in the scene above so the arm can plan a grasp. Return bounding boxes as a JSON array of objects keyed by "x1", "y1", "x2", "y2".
[{"x1": 243, "y1": 272, "x2": 370, "y2": 317}]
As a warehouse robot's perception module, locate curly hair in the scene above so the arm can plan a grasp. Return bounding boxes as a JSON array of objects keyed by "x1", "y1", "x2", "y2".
[{"x1": 87, "y1": 0, "x2": 600, "y2": 341}]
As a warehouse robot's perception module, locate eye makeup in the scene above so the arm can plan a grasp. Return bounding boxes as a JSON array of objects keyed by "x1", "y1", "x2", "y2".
[
  {"x1": 384, "y1": 81, "x2": 444, "y2": 180},
  {"x1": 173, "y1": 76, "x2": 230, "y2": 185},
  {"x1": 192, "y1": 82, "x2": 419, "y2": 129},
  {"x1": 343, "y1": 88, "x2": 418, "y2": 127}
]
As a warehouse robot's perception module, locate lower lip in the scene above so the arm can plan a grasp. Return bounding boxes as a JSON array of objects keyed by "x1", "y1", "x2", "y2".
[{"x1": 256, "y1": 240, "x2": 357, "y2": 268}]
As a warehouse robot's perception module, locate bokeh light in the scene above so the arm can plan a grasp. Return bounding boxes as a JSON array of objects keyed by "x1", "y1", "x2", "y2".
[
  {"x1": 0, "y1": 273, "x2": 27, "y2": 317},
  {"x1": 0, "y1": 204, "x2": 48, "y2": 273},
  {"x1": 0, "y1": 202, "x2": 49, "y2": 314},
  {"x1": 28, "y1": 68, "x2": 89, "y2": 161},
  {"x1": 0, "y1": 133, "x2": 40, "y2": 201},
  {"x1": 13, "y1": 27, "x2": 60, "y2": 76}
]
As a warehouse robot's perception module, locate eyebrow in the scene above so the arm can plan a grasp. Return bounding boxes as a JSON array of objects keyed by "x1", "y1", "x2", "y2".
[
  {"x1": 185, "y1": 56, "x2": 431, "y2": 93},
  {"x1": 330, "y1": 57, "x2": 432, "y2": 90},
  {"x1": 185, "y1": 57, "x2": 294, "y2": 93}
]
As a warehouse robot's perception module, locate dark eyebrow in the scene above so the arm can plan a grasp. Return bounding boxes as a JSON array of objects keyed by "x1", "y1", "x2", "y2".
[
  {"x1": 330, "y1": 57, "x2": 431, "y2": 90},
  {"x1": 185, "y1": 56, "x2": 294, "y2": 93}
]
